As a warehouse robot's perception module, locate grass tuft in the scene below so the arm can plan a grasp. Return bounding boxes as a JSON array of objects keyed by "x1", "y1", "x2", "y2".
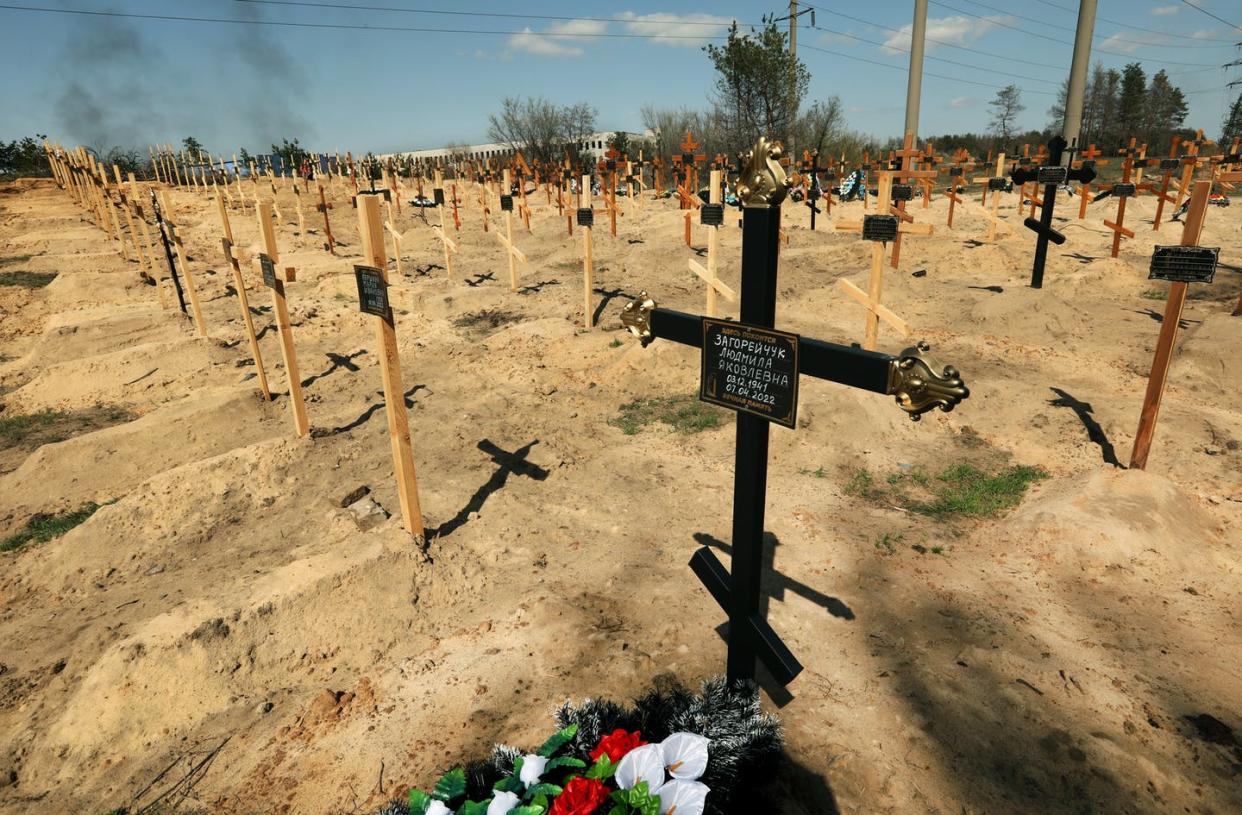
[
  {"x1": 610, "y1": 394, "x2": 725, "y2": 435},
  {"x1": 0, "y1": 253, "x2": 35, "y2": 267},
  {"x1": 0, "y1": 270, "x2": 56, "y2": 288},
  {"x1": 1, "y1": 502, "x2": 108, "y2": 553},
  {"x1": 847, "y1": 463, "x2": 1047, "y2": 518},
  {"x1": 1140, "y1": 289, "x2": 1166, "y2": 300}
]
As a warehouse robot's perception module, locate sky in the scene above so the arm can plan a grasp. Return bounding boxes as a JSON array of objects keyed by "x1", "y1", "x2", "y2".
[{"x1": 0, "y1": 0, "x2": 1239, "y2": 155}]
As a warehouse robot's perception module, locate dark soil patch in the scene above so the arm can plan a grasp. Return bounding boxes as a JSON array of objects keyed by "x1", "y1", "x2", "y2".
[{"x1": 0, "y1": 405, "x2": 136, "y2": 473}]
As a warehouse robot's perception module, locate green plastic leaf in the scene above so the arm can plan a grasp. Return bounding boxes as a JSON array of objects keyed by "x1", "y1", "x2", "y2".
[
  {"x1": 432, "y1": 768, "x2": 467, "y2": 802},
  {"x1": 585, "y1": 754, "x2": 616, "y2": 780},
  {"x1": 525, "y1": 783, "x2": 562, "y2": 799},
  {"x1": 458, "y1": 801, "x2": 490, "y2": 815},
  {"x1": 532, "y1": 792, "x2": 549, "y2": 809},
  {"x1": 408, "y1": 788, "x2": 432, "y2": 815},
  {"x1": 544, "y1": 756, "x2": 587, "y2": 772},
  {"x1": 536, "y1": 723, "x2": 579, "y2": 758},
  {"x1": 608, "y1": 781, "x2": 660, "y2": 815},
  {"x1": 511, "y1": 806, "x2": 546, "y2": 815},
  {"x1": 493, "y1": 775, "x2": 524, "y2": 794},
  {"x1": 606, "y1": 806, "x2": 627, "y2": 815}
]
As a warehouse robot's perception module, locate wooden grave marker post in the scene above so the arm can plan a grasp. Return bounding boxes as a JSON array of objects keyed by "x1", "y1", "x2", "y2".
[
  {"x1": 127, "y1": 173, "x2": 170, "y2": 308},
  {"x1": 316, "y1": 182, "x2": 336, "y2": 253},
  {"x1": 579, "y1": 174, "x2": 595, "y2": 328},
  {"x1": 1172, "y1": 130, "x2": 1213, "y2": 213},
  {"x1": 256, "y1": 200, "x2": 310, "y2": 438},
  {"x1": 356, "y1": 193, "x2": 426, "y2": 540},
  {"x1": 1150, "y1": 136, "x2": 1185, "y2": 229},
  {"x1": 157, "y1": 189, "x2": 208, "y2": 335},
  {"x1": 495, "y1": 168, "x2": 526, "y2": 291},
  {"x1": 943, "y1": 151, "x2": 974, "y2": 228},
  {"x1": 1074, "y1": 144, "x2": 1109, "y2": 219},
  {"x1": 111, "y1": 164, "x2": 149, "y2": 272},
  {"x1": 1103, "y1": 151, "x2": 1142, "y2": 259},
  {"x1": 1129, "y1": 182, "x2": 1217, "y2": 470},
  {"x1": 888, "y1": 133, "x2": 938, "y2": 269},
  {"x1": 384, "y1": 200, "x2": 406, "y2": 278},
  {"x1": 618, "y1": 137, "x2": 969, "y2": 686},
  {"x1": 688, "y1": 169, "x2": 735, "y2": 317},
  {"x1": 431, "y1": 170, "x2": 457, "y2": 279},
  {"x1": 835, "y1": 171, "x2": 928, "y2": 350},
  {"x1": 216, "y1": 194, "x2": 272, "y2": 401},
  {"x1": 1009, "y1": 136, "x2": 1096, "y2": 288},
  {"x1": 150, "y1": 190, "x2": 189, "y2": 315}
]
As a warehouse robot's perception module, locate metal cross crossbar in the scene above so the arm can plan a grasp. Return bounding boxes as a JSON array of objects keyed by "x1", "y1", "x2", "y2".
[{"x1": 618, "y1": 138, "x2": 969, "y2": 686}]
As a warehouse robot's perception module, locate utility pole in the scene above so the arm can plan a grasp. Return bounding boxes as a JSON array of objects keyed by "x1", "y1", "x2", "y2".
[
  {"x1": 904, "y1": 0, "x2": 929, "y2": 141},
  {"x1": 778, "y1": 2, "x2": 814, "y2": 148},
  {"x1": 1062, "y1": 0, "x2": 1098, "y2": 162}
]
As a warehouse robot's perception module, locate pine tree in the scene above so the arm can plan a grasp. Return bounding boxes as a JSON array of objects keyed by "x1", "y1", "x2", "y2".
[
  {"x1": 1116, "y1": 63, "x2": 1147, "y2": 146},
  {"x1": 1223, "y1": 90, "x2": 1242, "y2": 145},
  {"x1": 1145, "y1": 70, "x2": 1189, "y2": 154}
]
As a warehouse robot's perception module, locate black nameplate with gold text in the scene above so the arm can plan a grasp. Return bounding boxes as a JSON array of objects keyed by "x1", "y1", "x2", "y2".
[
  {"x1": 354, "y1": 264, "x2": 392, "y2": 320},
  {"x1": 259, "y1": 253, "x2": 277, "y2": 289},
  {"x1": 700, "y1": 318, "x2": 799, "y2": 429},
  {"x1": 1148, "y1": 246, "x2": 1218, "y2": 284},
  {"x1": 862, "y1": 214, "x2": 899, "y2": 243},
  {"x1": 988, "y1": 177, "x2": 1008, "y2": 191},
  {"x1": 1113, "y1": 183, "x2": 1137, "y2": 197}
]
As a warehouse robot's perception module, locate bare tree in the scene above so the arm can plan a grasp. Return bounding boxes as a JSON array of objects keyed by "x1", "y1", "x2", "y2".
[
  {"x1": 793, "y1": 97, "x2": 845, "y2": 156},
  {"x1": 988, "y1": 85, "x2": 1025, "y2": 143},
  {"x1": 487, "y1": 96, "x2": 597, "y2": 166}
]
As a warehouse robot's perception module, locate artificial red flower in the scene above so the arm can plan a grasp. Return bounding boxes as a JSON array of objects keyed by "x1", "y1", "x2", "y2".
[
  {"x1": 589, "y1": 728, "x2": 647, "y2": 763},
  {"x1": 549, "y1": 776, "x2": 610, "y2": 815}
]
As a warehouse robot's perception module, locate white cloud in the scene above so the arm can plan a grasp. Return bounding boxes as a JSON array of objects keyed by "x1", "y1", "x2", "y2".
[
  {"x1": 616, "y1": 11, "x2": 736, "y2": 47},
  {"x1": 949, "y1": 96, "x2": 975, "y2": 109},
  {"x1": 1097, "y1": 31, "x2": 1169, "y2": 52},
  {"x1": 816, "y1": 30, "x2": 859, "y2": 48},
  {"x1": 506, "y1": 20, "x2": 608, "y2": 58},
  {"x1": 1150, "y1": 4, "x2": 1179, "y2": 15},
  {"x1": 881, "y1": 14, "x2": 1006, "y2": 54}
]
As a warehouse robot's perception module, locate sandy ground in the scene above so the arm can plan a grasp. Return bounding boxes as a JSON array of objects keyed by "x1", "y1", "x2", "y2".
[{"x1": 0, "y1": 171, "x2": 1240, "y2": 815}]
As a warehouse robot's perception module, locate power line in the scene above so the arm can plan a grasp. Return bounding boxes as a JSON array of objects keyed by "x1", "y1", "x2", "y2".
[
  {"x1": 234, "y1": 0, "x2": 751, "y2": 28},
  {"x1": 800, "y1": 42, "x2": 1055, "y2": 95},
  {"x1": 928, "y1": 0, "x2": 1225, "y2": 66},
  {"x1": 1178, "y1": 0, "x2": 1242, "y2": 33},
  {"x1": 0, "y1": 2, "x2": 734, "y2": 40},
  {"x1": 952, "y1": 0, "x2": 1238, "y2": 45},
  {"x1": 809, "y1": 23, "x2": 1061, "y2": 85},
  {"x1": 1031, "y1": 0, "x2": 1238, "y2": 42}
]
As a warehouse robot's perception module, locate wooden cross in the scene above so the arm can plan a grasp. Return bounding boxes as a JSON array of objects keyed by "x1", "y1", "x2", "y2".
[
  {"x1": 431, "y1": 170, "x2": 457, "y2": 279},
  {"x1": 157, "y1": 190, "x2": 208, "y2": 335},
  {"x1": 1104, "y1": 151, "x2": 1143, "y2": 258},
  {"x1": 672, "y1": 131, "x2": 706, "y2": 208},
  {"x1": 688, "y1": 169, "x2": 735, "y2": 317},
  {"x1": 127, "y1": 173, "x2": 169, "y2": 308},
  {"x1": 1129, "y1": 181, "x2": 1217, "y2": 469},
  {"x1": 943, "y1": 151, "x2": 974, "y2": 228},
  {"x1": 384, "y1": 201, "x2": 408, "y2": 277},
  {"x1": 1149, "y1": 136, "x2": 1185, "y2": 229},
  {"x1": 216, "y1": 193, "x2": 272, "y2": 401},
  {"x1": 1010, "y1": 136, "x2": 1096, "y2": 287},
  {"x1": 1209, "y1": 137, "x2": 1241, "y2": 190},
  {"x1": 835, "y1": 171, "x2": 927, "y2": 349},
  {"x1": 580, "y1": 173, "x2": 595, "y2": 328},
  {"x1": 316, "y1": 182, "x2": 336, "y2": 253},
  {"x1": 255, "y1": 200, "x2": 310, "y2": 438},
  {"x1": 888, "y1": 133, "x2": 937, "y2": 269},
  {"x1": 919, "y1": 141, "x2": 943, "y2": 209},
  {"x1": 495, "y1": 168, "x2": 526, "y2": 291},
  {"x1": 618, "y1": 137, "x2": 969, "y2": 686},
  {"x1": 1074, "y1": 143, "x2": 1109, "y2": 219},
  {"x1": 675, "y1": 165, "x2": 701, "y2": 248},
  {"x1": 600, "y1": 147, "x2": 623, "y2": 237},
  {"x1": 1172, "y1": 129, "x2": 1214, "y2": 212},
  {"x1": 356, "y1": 193, "x2": 426, "y2": 540}
]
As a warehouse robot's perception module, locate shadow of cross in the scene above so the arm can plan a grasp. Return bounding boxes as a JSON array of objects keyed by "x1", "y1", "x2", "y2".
[
  {"x1": 429, "y1": 440, "x2": 550, "y2": 540},
  {"x1": 301, "y1": 350, "x2": 368, "y2": 388},
  {"x1": 592, "y1": 286, "x2": 637, "y2": 325},
  {"x1": 1048, "y1": 387, "x2": 1121, "y2": 467}
]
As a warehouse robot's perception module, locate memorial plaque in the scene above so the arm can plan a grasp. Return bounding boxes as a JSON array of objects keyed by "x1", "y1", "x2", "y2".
[
  {"x1": 499, "y1": 194, "x2": 514, "y2": 211},
  {"x1": 890, "y1": 183, "x2": 914, "y2": 202},
  {"x1": 701, "y1": 203, "x2": 724, "y2": 226},
  {"x1": 861, "y1": 214, "x2": 899, "y2": 243},
  {"x1": 700, "y1": 318, "x2": 799, "y2": 429},
  {"x1": 988, "y1": 177, "x2": 1008, "y2": 191},
  {"x1": 1113, "y1": 182, "x2": 1137, "y2": 197},
  {"x1": 1160, "y1": 158, "x2": 1180, "y2": 171},
  {"x1": 433, "y1": 188, "x2": 445, "y2": 206},
  {"x1": 259, "y1": 253, "x2": 277, "y2": 289},
  {"x1": 1017, "y1": 156, "x2": 1034, "y2": 166},
  {"x1": 949, "y1": 167, "x2": 963, "y2": 177},
  {"x1": 1148, "y1": 245, "x2": 1219, "y2": 284},
  {"x1": 1037, "y1": 165, "x2": 1068, "y2": 185},
  {"x1": 577, "y1": 207, "x2": 594, "y2": 228},
  {"x1": 354, "y1": 264, "x2": 392, "y2": 320}
]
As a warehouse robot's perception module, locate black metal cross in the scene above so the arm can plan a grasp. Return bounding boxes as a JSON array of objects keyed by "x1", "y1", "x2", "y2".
[
  {"x1": 620, "y1": 138, "x2": 970, "y2": 687},
  {"x1": 1009, "y1": 135, "x2": 1096, "y2": 289},
  {"x1": 802, "y1": 150, "x2": 822, "y2": 230}
]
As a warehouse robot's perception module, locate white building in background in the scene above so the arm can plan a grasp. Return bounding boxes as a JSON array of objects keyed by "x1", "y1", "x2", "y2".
[{"x1": 384, "y1": 131, "x2": 651, "y2": 163}]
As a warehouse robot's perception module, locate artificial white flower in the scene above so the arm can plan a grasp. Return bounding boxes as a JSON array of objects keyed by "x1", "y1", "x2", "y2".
[
  {"x1": 487, "y1": 790, "x2": 521, "y2": 815},
  {"x1": 661, "y1": 732, "x2": 709, "y2": 780},
  {"x1": 653, "y1": 779, "x2": 710, "y2": 815},
  {"x1": 426, "y1": 801, "x2": 453, "y2": 815},
  {"x1": 615, "y1": 743, "x2": 665, "y2": 791},
  {"x1": 518, "y1": 754, "x2": 547, "y2": 787}
]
